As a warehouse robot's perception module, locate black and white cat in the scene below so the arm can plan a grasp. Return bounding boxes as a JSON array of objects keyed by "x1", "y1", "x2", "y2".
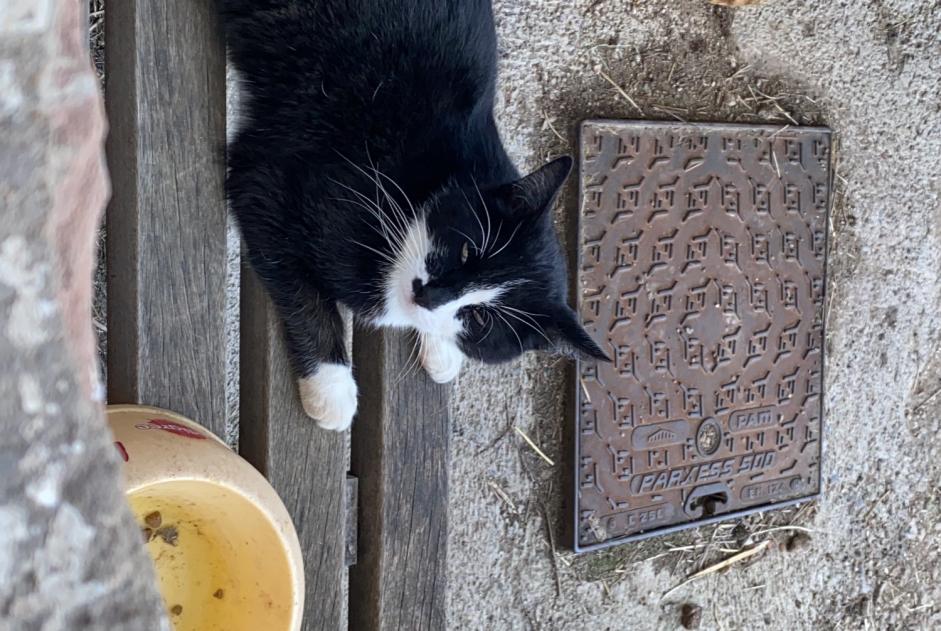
[{"x1": 222, "y1": 0, "x2": 608, "y2": 431}]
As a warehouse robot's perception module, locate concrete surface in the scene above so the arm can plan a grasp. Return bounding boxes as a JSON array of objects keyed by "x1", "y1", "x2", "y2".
[
  {"x1": 0, "y1": 0, "x2": 166, "y2": 628},
  {"x1": 448, "y1": 0, "x2": 941, "y2": 628}
]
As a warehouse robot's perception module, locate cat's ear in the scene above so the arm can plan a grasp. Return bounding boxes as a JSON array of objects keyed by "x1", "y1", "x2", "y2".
[
  {"x1": 546, "y1": 305, "x2": 610, "y2": 361},
  {"x1": 498, "y1": 156, "x2": 573, "y2": 219}
]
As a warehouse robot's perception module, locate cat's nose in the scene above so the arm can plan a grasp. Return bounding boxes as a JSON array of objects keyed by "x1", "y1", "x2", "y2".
[
  {"x1": 412, "y1": 278, "x2": 430, "y2": 309},
  {"x1": 412, "y1": 278, "x2": 448, "y2": 310}
]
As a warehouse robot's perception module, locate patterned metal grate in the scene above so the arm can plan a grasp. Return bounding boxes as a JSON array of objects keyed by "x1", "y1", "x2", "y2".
[{"x1": 574, "y1": 121, "x2": 830, "y2": 551}]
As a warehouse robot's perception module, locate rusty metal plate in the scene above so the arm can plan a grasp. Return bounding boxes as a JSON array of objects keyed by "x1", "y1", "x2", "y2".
[{"x1": 574, "y1": 121, "x2": 830, "y2": 551}]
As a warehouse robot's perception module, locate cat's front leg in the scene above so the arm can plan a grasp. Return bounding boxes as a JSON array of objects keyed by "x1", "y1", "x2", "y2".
[
  {"x1": 297, "y1": 362, "x2": 358, "y2": 432},
  {"x1": 265, "y1": 276, "x2": 358, "y2": 431},
  {"x1": 420, "y1": 334, "x2": 464, "y2": 384}
]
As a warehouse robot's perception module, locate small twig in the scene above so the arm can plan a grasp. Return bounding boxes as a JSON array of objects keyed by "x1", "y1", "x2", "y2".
[
  {"x1": 750, "y1": 525, "x2": 819, "y2": 538},
  {"x1": 753, "y1": 87, "x2": 800, "y2": 125},
  {"x1": 639, "y1": 550, "x2": 677, "y2": 564},
  {"x1": 652, "y1": 105, "x2": 688, "y2": 123},
  {"x1": 541, "y1": 502, "x2": 562, "y2": 599},
  {"x1": 861, "y1": 489, "x2": 891, "y2": 521},
  {"x1": 725, "y1": 64, "x2": 753, "y2": 82},
  {"x1": 697, "y1": 525, "x2": 722, "y2": 573},
  {"x1": 912, "y1": 384, "x2": 941, "y2": 413},
  {"x1": 579, "y1": 379, "x2": 592, "y2": 404},
  {"x1": 475, "y1": 400, "x2": 517, "y2": 455},
  {"x1": 594, "y1": 67, "x2": 643, "y2": 115},
  {"x1": 487, "y1": 481, "x2": 518, "y2": 514},
  {"x1": 661, "y1": 540, "x2": 771, "y2": 600},
  {"x1": 514, "y1": 426, "x2": 555, "y2": 466},
  {"x1": 908, "y1": 353, "x2": 929, "y2": 398},
  {"x1": 541, "y1": 111, "x2": 567, "y2": 144}
]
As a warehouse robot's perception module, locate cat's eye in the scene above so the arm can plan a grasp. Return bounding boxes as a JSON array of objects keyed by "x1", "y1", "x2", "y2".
[
  {"x1": 472, "y1": 307, "x2": 486, "y2": 326},
  {"x1": 460, "y1": 241, "x2": 470, "y2": 264}
]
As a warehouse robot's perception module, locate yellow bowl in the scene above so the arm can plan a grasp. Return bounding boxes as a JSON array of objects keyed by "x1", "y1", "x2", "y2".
[{"x1": 107, "y1": 405, "x2": 304, "y2": 631}]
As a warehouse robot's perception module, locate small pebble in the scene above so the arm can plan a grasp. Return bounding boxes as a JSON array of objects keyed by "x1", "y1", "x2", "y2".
[
  {"x1": 785, "y1": 531, "x2": 812, "y2": 552},
  {"x1": 170, "y1": 605, "x2": 183, "y2": 616},
  {"x1": 144, "y1": 511, "x2": 162, "y2": 529},
  {"x1": 213, "y1": 589, "x2": 225, "y2": 600},
  {"x1": 680, "y1": 603, "x2": 703, "y2": 629},
  {"x1": 156, "y1": 525, "x2": 179, "y2": 546}
]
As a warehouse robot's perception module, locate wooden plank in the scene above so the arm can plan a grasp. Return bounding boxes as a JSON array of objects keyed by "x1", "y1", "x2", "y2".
[
  {"x1": 240, "y1": 269, "x2": 347, "y2": 630},
  {"x1": 104, "y1": 0, "x2": 228, "y2": 436},
  {"x1": 350, "y1": 330, "x2": 450, "y2": 631},
  {"x1": 346, "y1": 475, "x2": 359, "y2": 568}
]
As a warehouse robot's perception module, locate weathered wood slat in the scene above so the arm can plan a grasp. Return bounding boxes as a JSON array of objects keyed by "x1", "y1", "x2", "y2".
[
  {"x1": 346, "y1": 475, "x2": 359, "y2": 568},
  {"x1": 104, "y1": 0, "x2": 228, "y2": 437},
  {"x1": 350, "y1": 330, "x2": 450, "y2": 631},
  {"x1": 240, "y1": 270, "x2": 347, "y2": 630}
]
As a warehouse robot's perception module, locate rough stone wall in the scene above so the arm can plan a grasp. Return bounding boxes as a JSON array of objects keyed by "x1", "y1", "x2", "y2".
[{"x1": 0, "y1": 1, "x2": 166, "y2": 628}]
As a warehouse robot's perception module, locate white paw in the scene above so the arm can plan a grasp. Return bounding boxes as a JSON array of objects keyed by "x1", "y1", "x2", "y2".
[
  {"x1": 298, "y1": 364, "x2": 358, "y2": 431},
  {"x1": 421, "y1": 337, "x2": 464, "y2": 384}
]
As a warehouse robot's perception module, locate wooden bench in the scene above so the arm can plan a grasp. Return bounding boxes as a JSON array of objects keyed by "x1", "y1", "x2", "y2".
[{"x1": 104, "y1": 3, "x2": 447, "y2": 628}]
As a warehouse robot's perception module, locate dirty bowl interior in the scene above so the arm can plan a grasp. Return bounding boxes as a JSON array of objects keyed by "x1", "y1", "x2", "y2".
[
  {"x1": 107, "y1": 405, "x2": 303, "y2": 631},
  {"x1": 130, "y1": 481, "x2": 293, "y2": 630}
]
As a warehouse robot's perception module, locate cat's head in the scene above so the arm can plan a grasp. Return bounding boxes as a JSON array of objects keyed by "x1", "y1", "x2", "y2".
[{"x1": 380, "y1": 156, "x2": 609, "y2": 364}]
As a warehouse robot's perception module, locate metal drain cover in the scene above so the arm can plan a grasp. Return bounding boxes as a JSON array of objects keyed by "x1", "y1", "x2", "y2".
[{"x1": 574, "y1": 121, "x2": 830, "y2": 551}]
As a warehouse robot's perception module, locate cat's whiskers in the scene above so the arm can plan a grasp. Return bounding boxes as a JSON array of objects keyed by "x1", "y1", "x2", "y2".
[
  {"x1": 490, "y1": 220, "x2": 504, "y2": 256},
  {"x1": 370, "y1": 174, "x2": 425, "y2": 265},
  {"x1": 330, "y1": 195, "x2": 399, "y2": 248},
  {"x1": 373, "y1": 167, "x2": 419, "y2": 217},
  {"x1": 472, "y1": 179, "x2": 493, "y2": 254},
  {"x1": 393, "y1": 332, "x2": 423, "y2": 388},
  {"x1": 360, "y1": 172, "x2": 418, "y2": 261},
  {"x1": 372, "y1": 179, "x2": 410, "y2": 239},
  {"x1": 351, "y1": 239, "x2": 398, "y2": 265},
  {"x1": 449, "y1": 227, "x2": 482, "y2": 254},
  {"x1": 501, "y1": 304, "x2": 547, "y2": 321},
  {"x1": 488, "y1": 222, "x2": 522, "y2": 259},
  {"x1": 498, "y1": 305, "x2": 553, "y2": 346},
  {"x1": 492, "y1": 309, "x2": 524, "y2": 354},
  {"x1": 461, "y1": 188, "x2": 490, "y2": 257},
  {"x1": 329, "y1": 178, "x2": 409, "y2": 248},
  {"x1": 477, "y1": 310, "x2": 496, "y2": 343},
  {"x1": 349, "y1": 180, "x2": 427, "y2": 276},
  {"x1": 335, "y1": 155, "x2": 420, "y2": 262},
  {"x1": 356, "y1": 156, "x2": 421, "y2": 253}
]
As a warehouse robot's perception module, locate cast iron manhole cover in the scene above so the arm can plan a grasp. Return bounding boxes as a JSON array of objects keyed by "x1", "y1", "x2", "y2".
[{"x1": 574, "y1": 121, "x2": 830, "y2": 551}]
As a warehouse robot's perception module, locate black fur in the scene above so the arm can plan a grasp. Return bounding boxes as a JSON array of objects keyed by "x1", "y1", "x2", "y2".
[{"x1": 222, "y1": 0, "x2": 607, "y2": 379}]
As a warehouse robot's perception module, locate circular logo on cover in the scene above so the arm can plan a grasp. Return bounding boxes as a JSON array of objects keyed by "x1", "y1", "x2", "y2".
[{"x1": 696, "y1": 418, "x2": 722, "y2": 456}]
